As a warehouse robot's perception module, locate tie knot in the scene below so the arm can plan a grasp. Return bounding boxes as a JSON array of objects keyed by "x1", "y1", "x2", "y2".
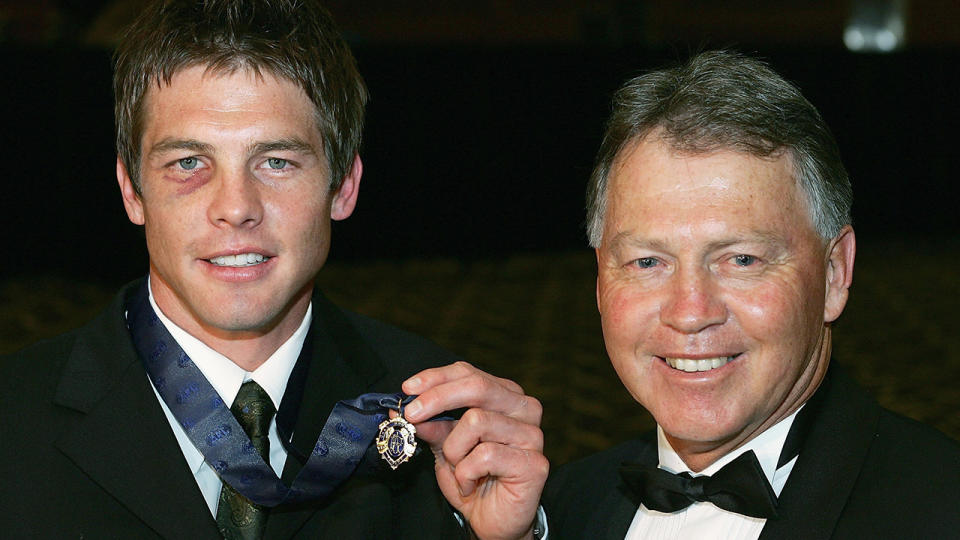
[
  {"x1": 232, "y1": 380, "x2": 276, "y2": 441},
  {"x1": 679, "y1": 472, "x2": 709, "y2": 501}
]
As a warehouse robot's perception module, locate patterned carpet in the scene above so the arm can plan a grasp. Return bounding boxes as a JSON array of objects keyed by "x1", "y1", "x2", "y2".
[{"x1": 2, "y1": 238, "x2": 957, "y2": 465}]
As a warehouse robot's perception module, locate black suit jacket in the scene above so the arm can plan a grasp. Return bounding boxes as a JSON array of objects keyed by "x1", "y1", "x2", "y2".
[
  {"x1": 543, "y1": 367, "x2": 960, "y2": 539},
  {"x1": 0, "y1": 280, "x2": 465, "y2": 539}
]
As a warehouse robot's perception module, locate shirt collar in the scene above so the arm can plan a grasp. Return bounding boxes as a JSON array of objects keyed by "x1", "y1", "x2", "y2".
[{"x1": 656, "y1": 405, "x2": 802, "y2": 486}]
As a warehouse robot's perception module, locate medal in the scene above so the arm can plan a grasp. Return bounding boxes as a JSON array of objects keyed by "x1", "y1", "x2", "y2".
[{"x1": 376, "y1": 398, "x2": 417, "y2": 470}]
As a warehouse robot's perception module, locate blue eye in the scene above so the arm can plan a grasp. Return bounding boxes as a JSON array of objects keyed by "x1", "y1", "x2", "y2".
[
  {"x1": 178, "y1": 157, "x2": 199, "y2": 170},
  {"x1": 734, "y1": 254, "x2": 757, "y2": 266},
  {"x1": 633, "y1": 257, "x2": 658, "y2": 269},
  {"x1": 266, "y1": 158, "x2": 287, "y2": 169}
]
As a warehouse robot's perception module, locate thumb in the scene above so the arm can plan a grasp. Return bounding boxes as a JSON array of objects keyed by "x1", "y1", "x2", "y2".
[{"x1": 414, "y1": 419, "x2": 456, "y2": 450}]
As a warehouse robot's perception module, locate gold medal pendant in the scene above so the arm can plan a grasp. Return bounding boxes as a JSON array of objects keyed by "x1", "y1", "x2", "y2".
[{"x1": 376, "y1": 401, "x2": 417, "y2": 470}]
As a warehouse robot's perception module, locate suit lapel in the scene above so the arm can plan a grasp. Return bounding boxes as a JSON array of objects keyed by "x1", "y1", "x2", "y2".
[
  {"x1": 595, "y1": 485, "x2": 645, "y2": 540},
  {"x1": 53, "y1": 283, "x2": 219, "y2": 538},
  {"x1": 265, "y1": 290, "x2": 388, "y2": 538},
  {"x1": 759, "y1": 368, "x2": 880, "y2": 539},
  {"x1": 593, "y1": 437, "x2": 657, "y2": 540}
]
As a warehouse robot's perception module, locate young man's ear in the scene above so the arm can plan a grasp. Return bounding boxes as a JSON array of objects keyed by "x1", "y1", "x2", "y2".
[
  {"x1": 824, "y1": 225, "x2": 856, "y2": 323},
  {"x1": 331, "y1": 154, "x2": 362, "y2": 221},
  {"x1": 117, "y1": 157, "x2": 145, "y2": 225}
]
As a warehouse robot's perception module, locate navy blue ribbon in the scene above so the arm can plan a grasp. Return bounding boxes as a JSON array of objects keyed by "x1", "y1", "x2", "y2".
[{"x1": 125, "y1": 284, "x2": 424, "y2": 507}]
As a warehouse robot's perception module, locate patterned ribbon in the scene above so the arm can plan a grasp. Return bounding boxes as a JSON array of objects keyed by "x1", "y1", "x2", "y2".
[{"x1": 125, "y1": 283, "x2": 421, "y2": 507}]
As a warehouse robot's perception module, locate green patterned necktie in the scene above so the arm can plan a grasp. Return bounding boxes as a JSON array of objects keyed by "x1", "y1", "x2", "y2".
[{"x1": 216, "y1": 381, "x2": 276, "y2": 540}]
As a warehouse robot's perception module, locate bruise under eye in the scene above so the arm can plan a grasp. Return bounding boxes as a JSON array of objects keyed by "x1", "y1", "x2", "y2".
[{"x1": 164, "y1": 168, "x2": 212, "y2": 195}]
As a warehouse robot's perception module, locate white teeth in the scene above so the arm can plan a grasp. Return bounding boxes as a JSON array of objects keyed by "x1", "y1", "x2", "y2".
[
  {"x1": 664, "y1": 356, "x2": 733, "y2": 373},
  {"x1": 209, "y1": 253, "x2": 267, "y2": 267}
]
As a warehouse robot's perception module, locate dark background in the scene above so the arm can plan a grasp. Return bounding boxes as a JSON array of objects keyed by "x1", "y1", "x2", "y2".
[{"x1": 1, "y1": 1, "x2": 958, "y2": 283}]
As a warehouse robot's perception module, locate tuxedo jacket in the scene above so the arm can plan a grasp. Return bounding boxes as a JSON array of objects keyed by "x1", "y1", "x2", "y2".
[
  {"x1": 543, "y1": 367, "x2": 960, "y2": 539},
  {"x1": 0, "y1": 280, "x2": 465, "y2": 539}
]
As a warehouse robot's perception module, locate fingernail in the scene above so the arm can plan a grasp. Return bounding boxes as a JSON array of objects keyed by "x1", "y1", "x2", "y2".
[
  {"x1": 404, "y1": 376, "x2": 422, "y2": 391},
  {"x1": 404, "y1": 399, "x2": 422, "y2": 419}
]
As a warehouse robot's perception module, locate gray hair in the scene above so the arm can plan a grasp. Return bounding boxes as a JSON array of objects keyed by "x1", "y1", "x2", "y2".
[{"x1": 586, "y1": 50, "x2": 852, "y2": 247}]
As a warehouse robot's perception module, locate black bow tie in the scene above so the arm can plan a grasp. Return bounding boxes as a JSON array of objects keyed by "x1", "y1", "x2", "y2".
[{"x1": 619, "y1": 450, "x2": 779, "y2": 519}]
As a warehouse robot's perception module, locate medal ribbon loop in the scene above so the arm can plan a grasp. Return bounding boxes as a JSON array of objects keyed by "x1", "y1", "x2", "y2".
[{"x1": 125, "y1": 283, "x2": 421, "y2": 507}]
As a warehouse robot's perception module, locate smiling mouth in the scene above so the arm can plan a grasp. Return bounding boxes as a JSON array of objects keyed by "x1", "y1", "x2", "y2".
[
  {"x1": 207, "y1": 253, "x2": 271, "y2": 267},
  {"x1": 663, "y1": 355, "x2": 740, "y2": 373}
]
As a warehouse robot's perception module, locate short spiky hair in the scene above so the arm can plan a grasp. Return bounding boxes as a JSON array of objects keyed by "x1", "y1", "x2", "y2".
[
  {"x1": 586, "y1": 50, "x2": 852, "y2": 247},
  {"x1": 113, "y1": 0, "x2": 368, "y2": 194}
]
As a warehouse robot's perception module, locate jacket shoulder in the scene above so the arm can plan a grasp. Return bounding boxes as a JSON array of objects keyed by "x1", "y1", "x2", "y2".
[
  {"x1": 829, "y1": 408, "x2": 960, "y2": 538},
  {"x1": 2, "y1": 327, "x2": 79, "y2": 365},
  {"x1": 0, "y1": 329, "x2": 80, "y2": 400},
  {"x1": 1, "y1": 281, "x2": 137, "y2": 397},
  {"x1": 875, "y1": 406, "x2": 960, "y2": 459},
  {"x1": 867, "y1": 407, "x2": 960, "y2": 497}
]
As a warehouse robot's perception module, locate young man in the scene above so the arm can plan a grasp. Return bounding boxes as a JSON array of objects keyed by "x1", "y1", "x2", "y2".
[
  {"x1": 544, "y1": 50, "x2": 960, "y2": 539},
  {"x1": 1, "y1": 2, "x2": 546, "y2": 538}
]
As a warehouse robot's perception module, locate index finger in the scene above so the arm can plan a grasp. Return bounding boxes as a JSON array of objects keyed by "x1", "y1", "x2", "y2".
[
  {"x1": 402, "y1": 362, "x2": 539, "y2": 424},
  {"x1": 403, "y1": 361, "x2": 524, "y2": 396}
]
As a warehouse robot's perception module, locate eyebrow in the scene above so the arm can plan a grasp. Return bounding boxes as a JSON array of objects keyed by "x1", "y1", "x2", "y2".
[
  {"x1": 249, "y1": 137, "x2": 317, "y2": 157},
  {"x1": 147, "y1": 138, "x2": 214, "y2": 158},
  {"x1": 609, "y1": 232, "x2": 666, "y2": 249}
]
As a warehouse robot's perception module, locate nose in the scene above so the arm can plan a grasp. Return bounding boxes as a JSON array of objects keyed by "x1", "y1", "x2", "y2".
[
  {"x1": 206, "y1": 169, "x2": 264, "y2": 229},
  {"x1": 659, "y1": 267, "x2": 727, "y2": 334}
]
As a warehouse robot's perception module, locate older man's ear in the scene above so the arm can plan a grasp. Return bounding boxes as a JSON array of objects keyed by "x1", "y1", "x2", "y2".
[{"x1": 824, "y1": 225, "x2": 856, "y2": 323}]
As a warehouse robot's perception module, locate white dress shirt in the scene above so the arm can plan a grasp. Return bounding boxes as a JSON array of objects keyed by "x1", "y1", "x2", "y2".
[
  {"x1": 624, "y1": 408, "x2": 802, "y2": 540},
  {"x1": 146, "y1": 286, "x2": 312, "y2": 516}
]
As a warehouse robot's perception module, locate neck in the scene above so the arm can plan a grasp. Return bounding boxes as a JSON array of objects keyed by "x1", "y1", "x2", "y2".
[
  {"x1": 668, "y1": 328, "x2": 832, "y2": 472},
  {"x1": 194, "y1": 324, "x2": 303, "y2": 372},
  {"x1": 149, "y1": 276, "x2": 312, "y2": 372}
]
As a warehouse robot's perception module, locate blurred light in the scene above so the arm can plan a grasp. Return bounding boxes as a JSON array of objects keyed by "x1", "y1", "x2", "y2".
[
  {"x1": 844, "y1": 28, "x2": 866, "y2": 51},
  {"x1": 875, "y1": 29, "x2": 898, "y2": 51},
  {"x1": 845, "y1": 0, "x2": 907, "y2": 53}
]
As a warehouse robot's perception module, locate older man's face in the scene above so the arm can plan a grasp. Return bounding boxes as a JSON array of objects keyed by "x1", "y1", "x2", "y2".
[{"x1": 595, "y1": 135, "x2": 854, "y2": 467}]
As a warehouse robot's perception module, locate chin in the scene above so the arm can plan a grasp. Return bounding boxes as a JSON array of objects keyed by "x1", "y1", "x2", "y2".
[
  {"x1": 202, "y1": 299, "x2": 287, "y2": 334},
  {"x1": 656, "y1": 407, "x2": 746, "y2": 445}
]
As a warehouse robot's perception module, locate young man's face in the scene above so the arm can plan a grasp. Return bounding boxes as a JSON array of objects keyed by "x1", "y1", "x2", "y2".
[
  {"x1": 595, "y1": 134, "x2": 854, "y2": 467},
  {"x1": 118, "y1": 65, "x2": 360, "y2": 352}
]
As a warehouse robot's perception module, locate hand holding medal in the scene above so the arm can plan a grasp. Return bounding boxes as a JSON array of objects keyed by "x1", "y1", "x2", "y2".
[{"x1": 398, "y1": 361, "x2": 548, "y2": 540}]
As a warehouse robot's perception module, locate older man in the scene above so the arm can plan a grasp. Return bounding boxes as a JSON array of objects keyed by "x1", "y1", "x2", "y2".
[
  {"x1": 544, "y1": 50, "x2": 959, "y2": 539},
  {"x1": 0, "y1": 1, "x2": 546, "y2": 538}
]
